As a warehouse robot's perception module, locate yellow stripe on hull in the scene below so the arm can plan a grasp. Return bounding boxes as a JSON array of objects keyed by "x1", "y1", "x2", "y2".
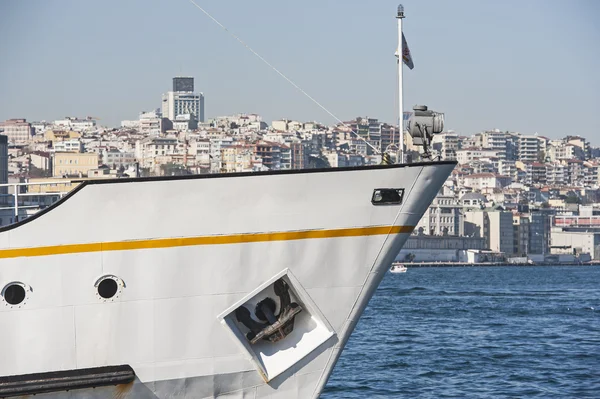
[{"x1": 0, "y1": 225, "x2": 415, "y2": 259}]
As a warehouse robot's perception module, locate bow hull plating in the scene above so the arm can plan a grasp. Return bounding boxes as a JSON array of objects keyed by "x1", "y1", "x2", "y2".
[{"x1": 0, "y1": 163, "x2": 454, "y2": 398}]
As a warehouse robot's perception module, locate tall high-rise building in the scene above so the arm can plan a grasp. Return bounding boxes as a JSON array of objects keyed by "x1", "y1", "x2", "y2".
[
  {"x1": 162, "y1": 77, "x2": 205, "y2": 123},
  {"x1": 173, "y1": 77, "x2": 194, "y2": 92}
]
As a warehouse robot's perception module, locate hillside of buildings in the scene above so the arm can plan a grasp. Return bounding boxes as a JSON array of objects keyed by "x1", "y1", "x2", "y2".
[{"x1": 1, "y1": 77, "x2": 599, "y2": 264}]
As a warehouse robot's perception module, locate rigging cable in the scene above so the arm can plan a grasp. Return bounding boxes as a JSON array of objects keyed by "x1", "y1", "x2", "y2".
[{"x1": 187, "y1": 0, "x2": 381, "y2": 154}]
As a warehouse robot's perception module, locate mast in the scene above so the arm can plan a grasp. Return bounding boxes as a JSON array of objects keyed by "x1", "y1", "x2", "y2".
[{"x1": 396, "y1": 4, "x2": 405, "y2": 164}]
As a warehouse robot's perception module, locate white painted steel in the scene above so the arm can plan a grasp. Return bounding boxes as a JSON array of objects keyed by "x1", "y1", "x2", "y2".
[
  {"x1": 0, "y1": 163, "x2": 454, "y2": 398},
  {"x1": 397, "y1": 13, "x2": 405, "y2": 163}
]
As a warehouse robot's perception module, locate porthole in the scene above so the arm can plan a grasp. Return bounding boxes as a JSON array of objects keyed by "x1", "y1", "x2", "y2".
[
  {"x1": 94, "y1": 275, "x2": 124, "y2": 301},
  {"x1": 1, "y1": 282, "x2": 31, "y2": 307},
  {"x1": 98, "y1": 279, "x2": 118, "y2": 299},
  {"x1": 4, "y1": 284, "x2": 26, "y2": 305}
]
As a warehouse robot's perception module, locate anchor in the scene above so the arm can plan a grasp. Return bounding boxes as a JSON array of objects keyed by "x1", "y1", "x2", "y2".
[{"x1": 234, "y1": 278, "x2": 303, "y2": 344}]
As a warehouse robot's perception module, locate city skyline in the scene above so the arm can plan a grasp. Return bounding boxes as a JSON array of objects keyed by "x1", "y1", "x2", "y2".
[{"x1": 1, "y1": 0, "x2": 599, "y2": 142}]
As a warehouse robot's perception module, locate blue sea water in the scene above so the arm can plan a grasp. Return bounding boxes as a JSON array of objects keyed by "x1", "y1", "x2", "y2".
[{"x1": 322, "y1": 266, "x2": 600, "y2": 398}]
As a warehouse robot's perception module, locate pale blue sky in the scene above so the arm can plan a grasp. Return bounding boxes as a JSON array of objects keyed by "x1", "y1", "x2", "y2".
[{"x1": 1, "y1": 0, "x2": 598, "y2": 142}]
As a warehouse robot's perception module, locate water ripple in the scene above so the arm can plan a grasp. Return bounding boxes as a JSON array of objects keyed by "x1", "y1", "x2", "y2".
[{"x1": 323, "y1": 266, "x2": 600, "y2": 398}]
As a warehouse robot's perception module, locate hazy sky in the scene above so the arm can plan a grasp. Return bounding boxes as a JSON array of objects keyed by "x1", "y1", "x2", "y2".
[{"x1": 1, "y1": 0, "x2": 599, "y2": 142}]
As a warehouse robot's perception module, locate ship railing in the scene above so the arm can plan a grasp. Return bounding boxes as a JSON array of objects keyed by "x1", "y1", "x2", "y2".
[{"x1": 0, "y1": 180, "x2": 78, "y2": 225}]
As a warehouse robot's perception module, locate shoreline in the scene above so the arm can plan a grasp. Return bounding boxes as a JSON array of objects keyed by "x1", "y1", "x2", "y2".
[{"x1": 399, "y1": 262, "x2": 600, "y2": 268}]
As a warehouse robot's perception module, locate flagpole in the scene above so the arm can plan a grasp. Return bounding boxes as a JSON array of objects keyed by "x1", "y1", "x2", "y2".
[{"x1": 396, "y1": 4, "x2": 405, "y2": 164}]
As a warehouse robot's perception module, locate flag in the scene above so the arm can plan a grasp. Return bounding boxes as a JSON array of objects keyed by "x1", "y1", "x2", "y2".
[{"x1": 395, "y1": 33, "x2": 414, "y2": 70}]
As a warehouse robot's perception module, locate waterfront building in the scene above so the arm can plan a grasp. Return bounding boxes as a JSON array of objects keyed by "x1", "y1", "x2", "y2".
[
  {"x1": 465, "y1": 208, "x2": 513, "y2": 254},
  {"x1": 416, "y1": 195, "x2": 464, "y2": 236},
  {"x1": 528, "y1": 211, "x2": 550, "y2": 255},
  {"x1": 550, "y1": 230, "x2": 600, "y2": 260},
  {"x1": 488, "y1": 210, "x2": 514, "y2": 254},
  {"x1": 512, "y1": 213, "x2": 530, "y2": 256},
  {"x1": 396, "y1": 235, "x2": 487, "y2": 263}
]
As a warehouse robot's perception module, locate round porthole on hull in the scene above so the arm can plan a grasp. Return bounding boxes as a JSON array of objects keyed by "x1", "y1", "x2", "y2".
[
  {"x1": 1, "y1": 282, "x2": 30, "y2": 307},
  {"x1": 98, "y1": 279, "x2": 118, "y2": 299},
  {"x1": 94, "y1": 275, "x2": 124, "y2": 301}
]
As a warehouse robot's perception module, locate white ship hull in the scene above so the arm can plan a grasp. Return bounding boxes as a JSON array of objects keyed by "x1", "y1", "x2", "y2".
[{"x1": 0, "y1": 162, "x2": 454, "y2": 398}]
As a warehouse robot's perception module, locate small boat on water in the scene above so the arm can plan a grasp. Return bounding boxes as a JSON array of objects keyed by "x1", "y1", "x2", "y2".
[{"x1": 390, "y1": 263, "x2": 408, "y2": 273}]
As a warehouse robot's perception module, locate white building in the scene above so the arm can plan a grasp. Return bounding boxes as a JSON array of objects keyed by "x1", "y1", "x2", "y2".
[
  {"x1": 498, "y1": 159, "x2": 517, "y2": 180},
  {"x1": 191, "y1": 139, "x2": 211, "y2": 167},
  {"x1": 121, "y1": 120, "x2": 141, "y2": 129},
  {"x1": 456, "y1": 148, "x2": 503, "y2": 164},
  {"x1": 546, "y1": 161, "x2": 567, "y2": 186},
  {"x1": 0, "y1": 119, "x2": 33, "y2": 143},
  {"x1": 460, "y1": 192, "x2": 486, "y2": 209},
  {"x1": 551, "y1": 230, "x2": 600, "y2": 260},
  {"x1": 31, "y1": 121, "x2": 51, "y2": 135},
  {"x1": 103, "y1": 149, "x2": 136, "y2": 168},
  {"x1": 518, "y1": 135, "x2": 546, "y2": 162},
  {"x1": 416, "y1": 195, "x2": 464, "y2": 236},
  {"x1": 172, "y1": 114, "x2": 198, "y2": 132},
  {"x1": 213, "y1": 114, "x2": 267, "y2": 131},
  {"x1": 432, "y1": 132, "x2": 458, "y2": 160},
  {"x1": 547, "y1": 143, "x2": 584, "y2": 161},
  {"x1": 53, "y1": 117, "x2": 97, "y2": 132},
  {"x1": 480, "y1": 130, "x2": 510, "y2": 159},
  {"x1": 54, "y1": 139, "x2": 83, "y2": 153},
  {"x1": 135, "y1": 137, "x2": 178, "y2": 168},
  {"x1": 139, "y1": 109, "x2": 170, "y2": 136},
  {"x1": 465, "y1": 208, "x2": 513, "y2": 254},
  {"x1": 162, "y1": 92, "x2": 205, "y2": 123},
  {"x1": 463, "y1": 173, "x2": 512, "y2": 191}
]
